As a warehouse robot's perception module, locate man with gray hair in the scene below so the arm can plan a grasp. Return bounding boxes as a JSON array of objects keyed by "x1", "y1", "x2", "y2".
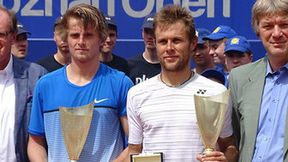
[
  {"x1": 229, "y1": 0, "x2": 288, "y2": 161},
  {"x1": 0, "y1": 6, "x2": 47, "y2": 162}
]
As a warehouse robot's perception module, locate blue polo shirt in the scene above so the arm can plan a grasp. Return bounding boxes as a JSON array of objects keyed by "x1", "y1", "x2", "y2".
[{"x1": 28, "y1": 64, "x2": 133, "y2": 162}]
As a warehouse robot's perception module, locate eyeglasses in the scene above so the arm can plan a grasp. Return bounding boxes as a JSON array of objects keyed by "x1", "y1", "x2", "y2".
[{"x1": 0, "y1": 31, "x2": 11, "y2": 40}]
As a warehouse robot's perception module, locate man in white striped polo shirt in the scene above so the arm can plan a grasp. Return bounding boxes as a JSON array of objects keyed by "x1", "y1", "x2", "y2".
[{"x1": 124, "y1": 5, "x2": 238, "y2": 162}]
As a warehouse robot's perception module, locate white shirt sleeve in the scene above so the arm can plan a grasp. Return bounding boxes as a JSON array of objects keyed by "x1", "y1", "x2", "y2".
[{"x1": 127, "y1": 89, "x2": 144, "y2": 144}]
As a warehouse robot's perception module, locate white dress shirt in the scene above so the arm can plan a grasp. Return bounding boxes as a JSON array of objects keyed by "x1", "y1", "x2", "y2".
[{"x1": 0, "y1": 55, "x2": 16, "y2": 162}]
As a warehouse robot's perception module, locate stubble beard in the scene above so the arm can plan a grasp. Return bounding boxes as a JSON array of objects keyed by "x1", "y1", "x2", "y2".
[{"x1": 161, "y1": 57, "x2": 189, "y2": 72}]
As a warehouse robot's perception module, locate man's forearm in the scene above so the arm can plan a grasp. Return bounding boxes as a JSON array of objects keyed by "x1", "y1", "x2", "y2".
[
  {"x1": 224, "y1": 145, "x2": 238, "y2": 162},
  {"x1": 113, "y1": 147, "x2": 130, "y2": 162},
  {"x1": 113, "y1": 144, "x2": 142, "y2": 162},
  {"x1": 218, "y1": 135, "x2": 239, "y2": 162},
  {"x1": 27, "y1": 135, "x2": 48, "y2": 162}
]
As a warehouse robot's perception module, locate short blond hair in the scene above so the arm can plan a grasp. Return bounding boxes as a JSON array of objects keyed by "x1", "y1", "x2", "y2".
[
  {"x1": 154, "y1": 5, "x2": 196, "y2": 41},
  {"x1": 61, "y1": 4, "x2": 107, "y2": 41}
]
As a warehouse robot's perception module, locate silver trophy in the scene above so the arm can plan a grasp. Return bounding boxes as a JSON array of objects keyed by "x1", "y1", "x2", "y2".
[
  {"x1": 59, "y1": 102, "x2": 94, "y2": 162},
  {"x1": 194, "y1": 90, "x2": 230, "y2": 154}
]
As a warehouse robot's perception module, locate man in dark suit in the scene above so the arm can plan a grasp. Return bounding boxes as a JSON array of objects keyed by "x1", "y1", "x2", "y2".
[
  {"x1": 229, "y1": 0, "x2": 288, "y2": 161},
  {"x1": 0, "y1": 6, "x2": 47, "y2": 162}
]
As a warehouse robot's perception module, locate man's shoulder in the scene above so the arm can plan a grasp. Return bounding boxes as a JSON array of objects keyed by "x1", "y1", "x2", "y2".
[
  {"x1": 101, "y1": 63, "x2": 125, "y2": 76},
  {"x1": 230, "y1": 57, "x2": 266, "y2": 77},
  {"x1": 100, "y1": 64, "x2": 133, "y2": 85},
  {"x1": 229, "y1": 57, "x2": 267, "y2": 90},
  {"x1": 112, "y1": 54, "x2": 128, "y2": 63},
  {"x1": 129, "y1": 54, "x2": 143, "y2": 60},
  {"x1": 13, "y1": 57, "x2": 47, "y2": 75},
  {"x1": 36, "y1": 55, "x2": 64, "y2": 72},
  {"x1": 37, "y1": 55, "x2": 54, "y2": 64},
  {"x1": 128, "y1": 54, "x2": 144, "y2": 65},
  {"x1": 108, "y1": 54, "x2": 129, "y2": 75},
  {"x1": 128, "y1": 54, "x2": 161, "y2": 80}
]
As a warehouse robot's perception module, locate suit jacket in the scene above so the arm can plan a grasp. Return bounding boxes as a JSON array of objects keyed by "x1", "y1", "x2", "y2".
[
  {"x1": 12, "y1": 56, "x2": 47, "y2": 162},
  {"x1": 229, "y1": 56, "x2": 288, "y2": 162}
]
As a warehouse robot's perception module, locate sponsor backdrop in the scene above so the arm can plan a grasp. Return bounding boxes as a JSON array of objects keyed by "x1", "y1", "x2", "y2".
[{"x1": 1, "y1": 0, "x2": 266, "y2": 63}]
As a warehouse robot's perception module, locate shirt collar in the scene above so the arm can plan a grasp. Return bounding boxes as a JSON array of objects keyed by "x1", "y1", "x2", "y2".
[
  {"x1": 265, "y1": 60, "x2": 288, "y2": 76},
  {"x1": 265, "y1": 60, "x2": 273, "y2": 76}
]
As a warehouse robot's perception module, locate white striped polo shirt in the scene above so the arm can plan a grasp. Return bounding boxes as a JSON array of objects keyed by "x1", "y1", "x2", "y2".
[{"x1": 127, "y1": 73, "x2": 232, "y2": 162}]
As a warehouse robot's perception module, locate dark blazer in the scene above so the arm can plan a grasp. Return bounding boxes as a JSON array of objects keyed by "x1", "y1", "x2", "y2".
[
  {"x1": 229, "y1": 57, "x2": 288, "y2": 162},
  {"x1": 12, "y1": 56, "x2": 47, "y2": 162}
]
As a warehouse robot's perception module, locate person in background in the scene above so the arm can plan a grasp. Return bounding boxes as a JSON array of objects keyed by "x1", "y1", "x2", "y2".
[
  {"x1": 37, "y1": 16, "x2": 70, "y2": 72},
  {"x1": 100, "y1": 15, "x2": 129, "y2": 75},
  {"x1": 27, "y1": 4, "x2": 133, "y2": 162},
  {"x1": 224, "y1": 35, "x2": 253, "y2": 72},
  {"x1": 128, "y1": 13, "x2": 161, "y2": 84},
  {"x1": 11, "y1": 22, "x2": 30, "y2": 59},
  {"x1": 203, "y1": 25, "x2": 237, "y2": 85},
  {"x1": 229, "y1": 0, "x2": 288, "y2": 161},
  {"x1": 0, "y1": 6, "x2": 47, "y2": 162},
  {"x1": 192, "y1": 28, "x2": 216, "y2": 73},
  {"x1": 201, "y1": 69, "x2": 226, "y2": 85},
  {"x1": 124, "y1": 5, "x2": 238, "y2": 162}
]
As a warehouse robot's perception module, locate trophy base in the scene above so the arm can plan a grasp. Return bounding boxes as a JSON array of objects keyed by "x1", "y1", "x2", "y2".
[
  {"x1": 203, "y1": 148, "x2": 214, "y2": 155},
  {"x1": 130, "y1": 152, "x2": 163, "y2": 162}
]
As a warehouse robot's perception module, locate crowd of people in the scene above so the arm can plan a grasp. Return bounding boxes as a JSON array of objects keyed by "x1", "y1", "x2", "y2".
[{"x1": 0, "y1": 0, "x2": 288, "y2": 161}]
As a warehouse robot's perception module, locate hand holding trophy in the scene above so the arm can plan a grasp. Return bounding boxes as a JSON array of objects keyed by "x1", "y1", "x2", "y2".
[
  {"x1": 59, "y1": 102, "x2": 94, "y2": 162},
  {"x1": 194, "y1": 90, "x2": 230, "y2": 155}
]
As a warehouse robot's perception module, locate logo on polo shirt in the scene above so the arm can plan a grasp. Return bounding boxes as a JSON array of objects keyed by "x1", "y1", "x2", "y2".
[
  {"x1": 94, "y1": 98, "x2": 108, "y2": 104},
  {"x1": 196, "y1": 89, "x2": 207, "y2": 94}
]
